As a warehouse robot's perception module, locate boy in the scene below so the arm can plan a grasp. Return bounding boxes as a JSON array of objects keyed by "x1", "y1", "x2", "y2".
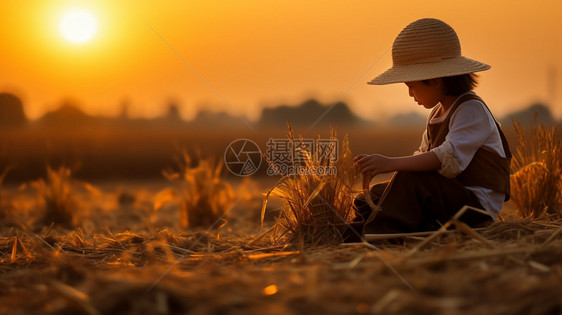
[{"x1": 346, "y1": 18, "x2": 510, "y2": 241}]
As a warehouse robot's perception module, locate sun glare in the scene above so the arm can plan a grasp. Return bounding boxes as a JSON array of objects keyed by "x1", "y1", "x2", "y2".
[{"x1": 59, "y1": 9, "x2": 98, "y2": 43}]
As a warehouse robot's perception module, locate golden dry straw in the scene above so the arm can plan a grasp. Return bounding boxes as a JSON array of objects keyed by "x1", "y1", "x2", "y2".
[
  {"x1": 20, "y1": 166, "x2": 98, "y2": 228},
  {"x1": 0, "y1": 216, "x2": 561, "y2": 314},
  {"x1": 510, "y1": 119, "x2": 562, "y2": 218},
  {"x1": 30, "y1": 166, "x2": 78, "y2": 228},
  {"x1": 261, "y1": 123, "x2": 361, "y2": 247},
  {"x1": 162, "y1": 150, "x2": 234, "y2": 228}
]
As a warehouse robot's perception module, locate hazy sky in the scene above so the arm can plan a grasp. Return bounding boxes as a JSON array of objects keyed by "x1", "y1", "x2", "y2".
[{"x1": 1, "y1": 0, "x2": 561, "y2": 122}]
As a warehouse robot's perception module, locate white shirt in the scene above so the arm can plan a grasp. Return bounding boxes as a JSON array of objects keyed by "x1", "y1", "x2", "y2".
[{"x1": 415, "y1": 92, "x2": 506, "y2": 219}]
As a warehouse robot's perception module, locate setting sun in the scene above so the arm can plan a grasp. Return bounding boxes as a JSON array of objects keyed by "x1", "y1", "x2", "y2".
[{"x1": 59, "y1": 9, "x2": 98, "y2": 43}]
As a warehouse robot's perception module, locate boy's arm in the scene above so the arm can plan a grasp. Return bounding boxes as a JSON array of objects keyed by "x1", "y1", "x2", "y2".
[
  {"x1": 433, "y1": 100, "x2": 499, "y2": 178},
  {"x1": 354, "y1": 151, "x2": 441, "y2": 177}
]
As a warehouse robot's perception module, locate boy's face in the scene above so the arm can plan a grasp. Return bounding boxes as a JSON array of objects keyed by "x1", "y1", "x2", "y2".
[{"x1": 404, "y1": 79, "x2": 443, "y2": 109}]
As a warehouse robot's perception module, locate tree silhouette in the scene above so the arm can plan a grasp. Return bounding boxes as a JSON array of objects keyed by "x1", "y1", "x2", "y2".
[
  {"x1": 0, "y1": 93, "x2": 27, "y2": 127},
  {"x1": 166, "y1": 102, "x2": 182, "y2": 121}
]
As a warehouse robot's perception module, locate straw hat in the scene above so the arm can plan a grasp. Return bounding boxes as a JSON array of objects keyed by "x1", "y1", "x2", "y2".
[{"x1": 369, "y1": 18, "x2": 490, "y2": 85}]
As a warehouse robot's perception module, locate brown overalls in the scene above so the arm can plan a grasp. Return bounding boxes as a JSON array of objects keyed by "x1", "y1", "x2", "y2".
[{"x1": 345, "y1": 94, "x2": 511, "y2": 241}]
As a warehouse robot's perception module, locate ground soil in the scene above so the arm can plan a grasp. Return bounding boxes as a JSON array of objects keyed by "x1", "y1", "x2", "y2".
[{"x1": 0, "y1": 179, "x2": 561, "y2": 315}]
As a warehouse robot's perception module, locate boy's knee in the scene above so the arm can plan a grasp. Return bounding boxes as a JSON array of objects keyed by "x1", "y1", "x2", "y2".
[{"x1": 394, "y1": 171, "x2": 418, "y2": 186}]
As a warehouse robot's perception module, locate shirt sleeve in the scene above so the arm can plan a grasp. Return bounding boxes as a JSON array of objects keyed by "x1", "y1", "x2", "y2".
[{"x1": 431, "y1": 100, "x2": 496, "y2": 178}]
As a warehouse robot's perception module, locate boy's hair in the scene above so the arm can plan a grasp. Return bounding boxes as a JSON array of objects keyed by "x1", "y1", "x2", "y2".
[{"x1": 422, "y1": 73, "x2": 479, "y2": 96}]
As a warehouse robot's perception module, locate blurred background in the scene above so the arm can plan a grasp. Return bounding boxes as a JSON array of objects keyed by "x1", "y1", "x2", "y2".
[{"x1": 1, "y1": 0, "x2": 560, "y2": 182}]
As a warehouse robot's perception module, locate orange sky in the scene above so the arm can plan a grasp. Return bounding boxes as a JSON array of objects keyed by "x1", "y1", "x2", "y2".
[{"x1": 1, "y1": 0, "x2": 561, "y2": 122}]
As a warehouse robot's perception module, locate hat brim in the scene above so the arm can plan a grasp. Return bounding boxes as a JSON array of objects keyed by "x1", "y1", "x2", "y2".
[{"x1": 368, "y1": 56, "x2": 490, "y2": 85}]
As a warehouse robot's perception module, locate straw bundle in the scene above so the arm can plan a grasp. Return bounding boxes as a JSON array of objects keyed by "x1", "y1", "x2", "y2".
[
  {"x1": 163, "y1": 150, "x2": 234, "y2": 228},
  {"x1": 261, "y1": 124, "x2": 360, "y2": 247},
  {"x1": 31, "y1": 166, "x2": 77, "y2": 228}
]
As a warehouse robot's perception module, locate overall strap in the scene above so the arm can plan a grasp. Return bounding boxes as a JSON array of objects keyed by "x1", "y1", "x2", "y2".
[{"x1": 455, "y1": 94, "x2": 512, "y2": 159}]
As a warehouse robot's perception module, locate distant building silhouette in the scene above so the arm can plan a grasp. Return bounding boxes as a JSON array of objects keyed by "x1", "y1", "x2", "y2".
[{"x1": 0, "y1": 93, "x2": 27, "y2": 127}]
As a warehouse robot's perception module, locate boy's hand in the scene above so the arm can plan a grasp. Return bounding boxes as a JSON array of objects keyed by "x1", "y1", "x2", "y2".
[{"x1": 353, "y1": 154, "x2": 395, "y2": 177}]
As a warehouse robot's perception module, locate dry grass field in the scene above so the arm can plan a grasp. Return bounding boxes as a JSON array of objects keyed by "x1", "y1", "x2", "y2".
[
  {"x1": 0, "y1": 125, "x2": 426, "y2": 182},
  {"x1": 0, "y1": 123, "x2": 561, "y2": 314}
]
